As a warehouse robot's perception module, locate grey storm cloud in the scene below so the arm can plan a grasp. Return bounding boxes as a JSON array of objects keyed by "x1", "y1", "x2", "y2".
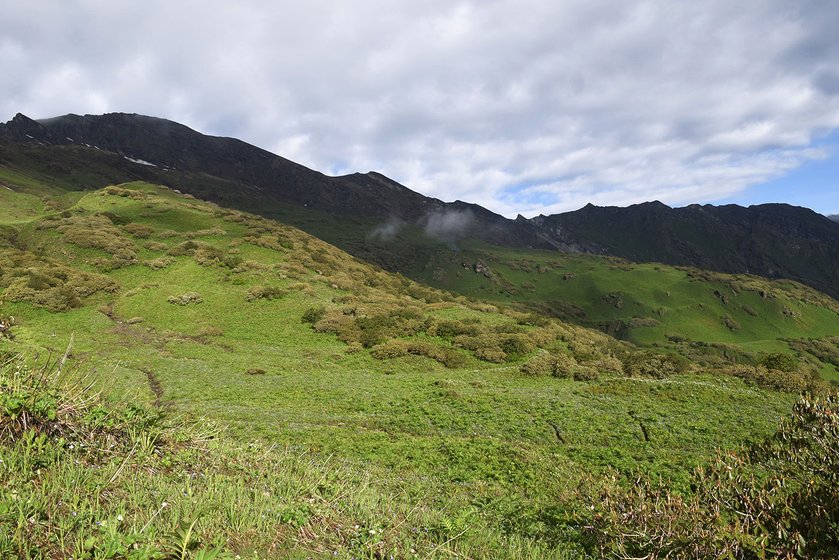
[{"x1": 2, "y1": 1, "x2": 839, "y2": 216}]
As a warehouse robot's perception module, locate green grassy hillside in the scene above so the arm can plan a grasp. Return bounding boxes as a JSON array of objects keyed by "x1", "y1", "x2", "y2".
[
  {"x1": 1, "y1": 178, "x2": 837, "y2": 558},
  {"x1": 408, "y1": 245, "x2": 839, "y2": 382}
]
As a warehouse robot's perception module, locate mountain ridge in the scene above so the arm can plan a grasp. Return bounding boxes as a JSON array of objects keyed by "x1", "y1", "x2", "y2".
[{"x1": 2, "y1": 111, "x2": 838, "y2": 298}]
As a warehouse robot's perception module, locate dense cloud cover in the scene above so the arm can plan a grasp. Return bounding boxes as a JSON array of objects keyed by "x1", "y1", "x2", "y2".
[{"x1": 2, "y1": 1, "x2": 838, "y2": 216}]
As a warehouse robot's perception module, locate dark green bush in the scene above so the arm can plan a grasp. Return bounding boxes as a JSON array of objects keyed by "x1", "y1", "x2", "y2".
[
  {"x1": 500, "y1": 335, "x2": 536, "y2": 357},
  {"x1": 301, "y1": 306, "x2": 326, "y2": 325},
  {"x1": 433, "y1": 320, "x2": 479, "y2": 339}
]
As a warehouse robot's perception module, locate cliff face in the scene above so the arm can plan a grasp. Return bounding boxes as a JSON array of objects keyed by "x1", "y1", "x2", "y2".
[{"x1": 3, "y1": 112, "x2": 838, "y2": 298}]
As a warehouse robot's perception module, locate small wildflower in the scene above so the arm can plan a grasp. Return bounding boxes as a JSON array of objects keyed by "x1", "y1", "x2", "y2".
[{"x1": 117, "y1": 514, "x2": 124, "y2": 522}]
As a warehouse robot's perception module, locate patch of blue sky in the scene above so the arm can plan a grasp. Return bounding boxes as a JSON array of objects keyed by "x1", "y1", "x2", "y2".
[
  {"x1": 721, "y1": 129, "x2": 839, "y2": 215},
  {"x1": 498, "y1": 179, "x2": 565, "y2": 207}
]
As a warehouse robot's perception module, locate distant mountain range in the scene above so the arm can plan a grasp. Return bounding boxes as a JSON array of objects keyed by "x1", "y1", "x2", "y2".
[{"x1": 3, "y1": 112, "x2": 838, "y2": 298}]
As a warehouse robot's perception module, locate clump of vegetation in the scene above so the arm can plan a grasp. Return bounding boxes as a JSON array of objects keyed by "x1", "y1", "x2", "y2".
[
  {"x1": 143, "y1": 240, "x2": 168, "y2": 251},
  {"x1": 622, "y1": 351, "x2": 692, "y2": 378},
  {"x1": 0, "y1": 249, "x2": 119, "y2": 311},
  {"x1": 369, "y1": 339, "x2": 468, "y2": 368},
  {"x1": 788, "y1": 337, "x2": 839, "y2": 369},
  {"x1": 184, "y1": 225, "x2": 227, "y2": 239},
  {"x1": 301, "y1": 306, "x2": 326, "y2": 325},
  {"x1": 100, "y1": 185, "x2": 149, "y2": 199},
  {"x1": 759, "y1": 352, "x2": 799, "y2": 372},
  {"x1": 722, "y1": 363, "x2": 821, "y2": 394},
  {"x1": 143, "y1": 256, "x2": 175, "y2": 270},
  {"x1": 520, "y1": 350, "x2": 599, "y2": 380},
  {"x1": 370, "y1": 339, "x2": 409, "y2": 360},
  {"x1": 54, "y1": 214, "x2": 137, "y2": 259},
  {"x1": 166, "y1": 240, "x2": 202, "y2": 257},
  {"x1": 520, "y1": 350, "x2": 558, "y2": 376},
  {"x1": 245, "y1": 285, "x2": 286, "y2": 302},
  {"x1": 167, "y1": 292, "x2": 203, "y2": 306},
  {"x1": 474, "y1": 346, "x2": 507, "y2": 363},
  {"x1": 576, "y1": 394, "x2": 839, "y2": 559},
  {"x1": 122, "y1": 222, "x2": 155, "y2": 238},
  {"x1": 0, "y1": 316, "x2": 14, "y2": 340}
]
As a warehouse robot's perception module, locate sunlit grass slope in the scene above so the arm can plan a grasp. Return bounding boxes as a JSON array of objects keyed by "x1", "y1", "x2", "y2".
[
  {"x1": 408, "y1": 245, "x2": 839, "y2": 380},
  {"x1": 0, "y1": 178, "x2": 835, "y2": 557}
]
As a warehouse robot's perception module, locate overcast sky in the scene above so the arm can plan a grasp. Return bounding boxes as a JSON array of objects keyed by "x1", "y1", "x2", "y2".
[{"x1": 2, "y1": 1, "x2": 838, "y2": 216}]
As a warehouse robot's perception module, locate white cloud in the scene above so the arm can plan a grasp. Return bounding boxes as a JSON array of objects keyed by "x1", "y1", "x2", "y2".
[{"x1": 1, "y1": 0, "x2": 838, "y2": 216}]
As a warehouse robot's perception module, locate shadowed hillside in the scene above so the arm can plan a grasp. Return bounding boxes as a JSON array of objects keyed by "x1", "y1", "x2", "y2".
[{"x1": 533, "y1": 201, "x2": 839, "y2": 299}]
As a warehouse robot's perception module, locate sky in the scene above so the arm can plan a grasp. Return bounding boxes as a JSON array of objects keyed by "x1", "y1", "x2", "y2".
[{"x1": 1, "y1": 1, "x2": 838, "y2": 218}]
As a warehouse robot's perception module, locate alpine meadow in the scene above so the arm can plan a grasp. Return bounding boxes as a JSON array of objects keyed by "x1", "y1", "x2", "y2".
[{"x1": 1, "y1": 112, "x2": 838, "y2": 559}]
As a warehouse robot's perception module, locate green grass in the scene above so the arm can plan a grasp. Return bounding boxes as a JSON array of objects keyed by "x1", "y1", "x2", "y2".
[
  {"x1": 1, "y1": 180, "x2": 835, "y2": 557},
  {"x1": 409, "y1": 245, "x2": 839, "y2": 371}
]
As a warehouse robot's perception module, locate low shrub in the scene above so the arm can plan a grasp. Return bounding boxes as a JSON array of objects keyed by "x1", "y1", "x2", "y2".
[
  {"x1": 759, "y1": 352, "x2": 799, "y2": 372},
  {"x1": 0, "y1": 251, "x2": 118, "y2": 311},
  {"x1": 246, "y1": 285, "x2": 286, "y2": 302},
  {"x1": 0, "y1": 316, "x2": 15, "y2": 340},
  {"x1": 370, "y1": 340, "x2": 410, "y2": 360},
  {"x1": 723, "y1": 364, "x2": 819, "y2": 393},
  {"x1": 166, "y1": 240, "x2": 200, "y2": 256},
  {"x1": 100, "y1": 185, "x2": 148, "y2": 199},
  {"x1": 500, "y1": 335, "x2": 536, "y2": 357},
  {"x1": 143, "y1": 256, "x2": 175, "y2": 270},
  {"x1": 143, "y1": 240, "x2": 168, "y2": 251},
  {"x1": 432, "y1": 320, "x2": 480, "y2": 339},
  {"x1": 520, "y1": 351, "x2": 557, "y2": 376},
  {"x1": 122, "y1": 223, "x2": 154, "y2": 238},
  {"x1": 622, "y1": 351, "x2": 691, "y2": 378},
  {"x1": 167, "y1": 292, "x2": 203, "y2": 306},
  {"x1": 475, "y1": 346, "x2": 507, "y2": 363},
  {"x1": 301, "y1": 306, "x2": 326, "y2": 325}
]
